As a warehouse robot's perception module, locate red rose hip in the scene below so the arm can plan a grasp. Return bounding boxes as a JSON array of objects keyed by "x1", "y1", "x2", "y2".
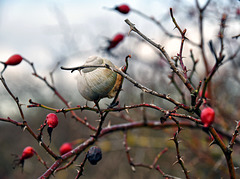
[
  {"x1": 46, "y1": 113, "x2": 59, "y2": 143},
  {"x1": 20, "y1": 146, "x2": 35, "y2": 161},
  {"x1": 13, "y1": 146, "x2": 35, "y2": 169},
  {"x1": 5, "y1": 54, "x2": 23, "y2": 66},
  {"x1": 201, "y1": 107, "x2": 215, "y2": 127},
  {"x1": 1, "y1": 54, "x2": 23, "y2": 74},
  {"x1": 46, "y1": 113, "x2": 58, "y2": 128},
  {"x1": 107, "y1": 33, "x2": 124, "y2": 51},
  {"x1": 115, "y1": 4, "x2": 130, "y2": 14},
  {"x1": 59, "y1": 143, "x2": 73, "y2": 155}
]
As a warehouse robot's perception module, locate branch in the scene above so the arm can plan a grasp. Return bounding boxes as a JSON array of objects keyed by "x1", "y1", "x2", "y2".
[
  {"x1": 124, "y1": 19, "x2": 195, "y2": 94},
  {"x1": 61, "y1": 63, "x2": 195, "y2": 114},
  {"x1": 28, "y1": 99, "x2": 97, "y2": 131},
  {"x1": 131, "y1": 8, "x2": 199, "y2": 47},
  {"x1": 23, "y1": 58, "x2": 92, "y2": 131},
  {"x1": 228, "y1": 121, "x2": 240, "y2": 151},
  {"x1": 0, "y1": 75, "x2": 24, "y2": 119},
  {"x1": 171, "y1": 131, "x2": 190, "y2": 179},
  {"x1": 208, "y1": 127, "x2": 236, "y2": 179}
]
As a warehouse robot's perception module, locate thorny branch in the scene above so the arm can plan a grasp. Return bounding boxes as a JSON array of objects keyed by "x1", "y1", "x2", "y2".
[
  {"x1": 23, "y1": 58, "x2": 96, "y2": 131},
  {"x1": 124, "y1": 18, "x2": 195, "y2": 94},
  {"x1": 171, "y1": 130, "x2": 190, "y2": 179},
  {"x1": 131, "y1": 7, "x2": 199, "y2": 47},
  {"x1": 61, "y1": 64, "x2": 195, "y2": 114},
  {"x1": 123, "y1": 131, "x2": 179, "y2": 178},
  {"x1": 0, "y1": 2, "x2": 239, "y2": 179}
]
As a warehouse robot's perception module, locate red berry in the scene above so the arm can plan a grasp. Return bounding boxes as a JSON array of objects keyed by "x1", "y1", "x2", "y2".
[
  {"x1": 20, "y1": 146, "x2": 35, "y2": 161},
  {"x1": 115, "y1": 4, "x2": 130, "y2": 14},
  {"x1": 107, "y1": 33, "x2": 124, "y2": 50},
  {"x1": 59, "y1": 143, "x2": 73, "y2": 155},
  {"x1": 46, "y1": 113, "x2": 58, "y2": 128},
  {"x1": 5, "y1": 54, "x2": 23, "y2": 66},
  {"x1": 112, "y1": 33, "x2": 124, "y2": 43},
  {"x1": 201, "y1": 107, "x2": 215, "y2": 127}
]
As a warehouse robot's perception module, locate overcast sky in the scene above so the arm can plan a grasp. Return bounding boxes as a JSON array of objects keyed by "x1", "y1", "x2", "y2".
[
  {"x1": 0, "y1": 0, "x2": 174, "y2": 68},
  {"x1": 0, "y1": 0, "x2": 239, "y2": 116}
]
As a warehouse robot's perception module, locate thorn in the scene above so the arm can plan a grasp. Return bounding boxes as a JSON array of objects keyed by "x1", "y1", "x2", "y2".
[
  {"x1": 131, "y1": 165, "x2": 136, "y2": 172},
  {"x1": 172, "y1": 160, "x2": 178, "y2": 166},
  {"x1": 23, "y1": 126, "x2": 27, "y2": 131},
  {"x1": 234, "y1": 167, "x2": 239, "y2": 170},
  {"x1": 128, "y1": 25, "x2": 135, "y2": 35},
  {"x1": 107, "y1": 121, "x2": 111, "y2": 128},
  {"x1": 125, "y1": 108, "x2": 129, "y2": 114},
  {"x1": 179, "y1": 157, "x2": 184, "y2": 163},
  {"x1": 209, "y1": 140, "x2": 217, "y2": 147}
]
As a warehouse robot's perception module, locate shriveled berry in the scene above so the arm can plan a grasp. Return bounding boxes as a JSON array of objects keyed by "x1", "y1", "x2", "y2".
[
  {"x1": 115, "y1": 4, "x2": 130, "y2": 14},
  {"x1": 59, "y1": 143, "x2": 73, "y2": 155},
  {"x1": 201, "y1": 107, "x2": 215, "y2": 128},
  {"x1": 87, "y1": 146, "x2": 102, "y2": 165}
]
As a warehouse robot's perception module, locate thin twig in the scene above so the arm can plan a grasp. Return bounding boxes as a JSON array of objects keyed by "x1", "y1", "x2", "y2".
[
  {"x1": 131, "y1": 8, "x2": 199, "y2": 47},
  {"x1": 171, "y1": 131, "x2": 190, "y2": 179},
  {"x1": 0, "y1": 75, "x2": 24, "y2": 119},
  {"x1": 124, "y1": 18, "x2": 195, "y2": 94},
  {"x1": 228, "y1": 121, "x2": 240, "y2": 151},
  {"x1": 61, "y1": 63, "x2": 195, "y2": 114},
  {"x1": 75, "y1": 155, "x2": 88, "y2": 179}
]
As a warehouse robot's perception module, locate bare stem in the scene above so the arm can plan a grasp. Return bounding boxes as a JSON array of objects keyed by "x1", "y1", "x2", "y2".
[{"x1": 124, "y1": 18, "x2": 195, "y2": 94}]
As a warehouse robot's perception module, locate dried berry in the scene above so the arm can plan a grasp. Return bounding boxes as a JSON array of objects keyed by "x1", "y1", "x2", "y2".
[
  {"x1": 87, "y1": 146, "x2": 102, "y2": 165},
  {"x1": 59, "y1": 143, "x2": 73, "y2": 155},
  {"x1": 115, "y1": 4, "x2": 130, "y2": 14},
  {"x1": 201, "y1": 107, "x2": 215, "y2": 128}
]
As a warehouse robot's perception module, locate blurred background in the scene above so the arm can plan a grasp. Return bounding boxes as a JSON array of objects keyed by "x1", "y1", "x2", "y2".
[{"x1": 0, "y1": 0, "x2": 240, "y2": 178}]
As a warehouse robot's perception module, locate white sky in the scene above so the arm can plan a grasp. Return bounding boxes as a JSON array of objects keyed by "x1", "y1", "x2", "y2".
[
  {"x1": 0, "y1": 0, "x2": 172, "y2": 68},
  {"x1": 0, "y1": 0, "x2": 239, "y2": 116}
]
